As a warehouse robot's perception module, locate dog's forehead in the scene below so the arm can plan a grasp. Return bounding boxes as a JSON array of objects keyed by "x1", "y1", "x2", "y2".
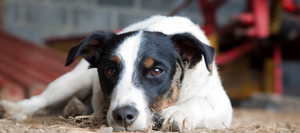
[
  {"x1": 140, "y1": 31, "x2": 175, "y2": 56},
  {"x1": 114, "y1": 31, "x2": 142, "y2": 64},
  {"x1": 111, "y1": 31, "x2": 176, "y2": 64}
]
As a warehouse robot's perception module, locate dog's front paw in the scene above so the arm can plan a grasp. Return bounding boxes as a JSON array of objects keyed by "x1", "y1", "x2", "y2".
[
  {"x1": 160, "y1": 106, "x2": 196, "y2": 131},
  {"x1": 0, "y1": 100, "x2": 28, "y2": 120}
]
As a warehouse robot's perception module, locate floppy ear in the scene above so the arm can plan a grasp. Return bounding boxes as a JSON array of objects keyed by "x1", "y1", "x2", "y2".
[
  {"x1": 65, "y1": 31, "x2": 116, "y2": 67},
  {"x1": 171, "y1": 33, "x2": 215, "y2": 72}
]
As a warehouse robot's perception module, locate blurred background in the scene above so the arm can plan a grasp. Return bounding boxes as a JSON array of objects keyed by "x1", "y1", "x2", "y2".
[{"x1": 0, "y1": 0, "x2": 300, "y2": 111}]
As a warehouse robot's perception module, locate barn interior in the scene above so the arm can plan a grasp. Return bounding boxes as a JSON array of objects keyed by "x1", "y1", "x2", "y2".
[{"x1": 0, "y1": 0, "x2": 300, "y2": 132}]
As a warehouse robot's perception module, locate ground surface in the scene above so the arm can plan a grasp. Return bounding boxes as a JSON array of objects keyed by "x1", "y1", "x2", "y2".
[{"x1": 0, "y1": 108, "x2": 299, "y2": 133}]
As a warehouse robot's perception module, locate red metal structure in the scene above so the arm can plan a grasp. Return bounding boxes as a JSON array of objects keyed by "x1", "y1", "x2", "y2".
[{"x1": 168, "y1": 0, "x2": 300, "y2": 96}]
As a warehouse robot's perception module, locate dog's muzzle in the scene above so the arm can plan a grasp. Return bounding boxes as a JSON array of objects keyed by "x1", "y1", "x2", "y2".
[{"x1": 112, "y1": 105, "x2": 138, "y2": 127}]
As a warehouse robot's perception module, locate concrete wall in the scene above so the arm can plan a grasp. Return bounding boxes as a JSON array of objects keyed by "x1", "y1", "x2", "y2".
[{"x1": 3, "y1": 0, "x2": 245, "y2": 44}]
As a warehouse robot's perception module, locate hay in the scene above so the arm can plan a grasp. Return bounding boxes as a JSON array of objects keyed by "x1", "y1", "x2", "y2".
[
  {"x1": 0, "y1": 108, "x2": 299, "y2": 132},
  {"x1": 60, "y1": 115, "x2": 106, "y2": 129}
]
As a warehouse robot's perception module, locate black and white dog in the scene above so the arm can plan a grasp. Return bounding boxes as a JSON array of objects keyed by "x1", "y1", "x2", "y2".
[{"x1": 0, "y1": 15, "x2": 232, "y2": 131}]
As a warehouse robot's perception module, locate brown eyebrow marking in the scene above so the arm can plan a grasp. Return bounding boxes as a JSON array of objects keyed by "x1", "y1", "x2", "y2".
[
  {"x1": 112, "y1": 55, "x2": 121, "y2": 64},
  {"x1": 144, "y1": 58, "x2": 154, "y2": 69}
]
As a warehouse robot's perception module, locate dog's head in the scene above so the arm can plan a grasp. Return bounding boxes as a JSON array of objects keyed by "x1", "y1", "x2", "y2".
[{"x1": 66, "y1": 30, "x2": 215, "y2": 131}]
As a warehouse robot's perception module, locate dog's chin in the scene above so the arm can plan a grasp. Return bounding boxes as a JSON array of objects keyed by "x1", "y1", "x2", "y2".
[
  {"x1": 111, "y1": 125, "x2": 147, "y2": 132},
  {"x1": 108, "y1": 120, "x2": 150, "y2": 131}
]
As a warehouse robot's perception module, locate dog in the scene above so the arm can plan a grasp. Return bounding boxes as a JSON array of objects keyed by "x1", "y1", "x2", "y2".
[{"x1": 0, "y1": 15, "x2": 232, "y2": 131}]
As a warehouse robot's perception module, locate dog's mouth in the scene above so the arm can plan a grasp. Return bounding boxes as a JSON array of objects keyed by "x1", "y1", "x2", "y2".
[
  {"x1": 107, "y1": 105, "x2": 165, "y2": 131},
  {"x1": 110, "y1": 113, "x2": 162, "y2": 131}
]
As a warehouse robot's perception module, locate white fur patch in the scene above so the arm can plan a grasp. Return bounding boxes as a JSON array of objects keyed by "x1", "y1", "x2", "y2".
[{"x1": 106, "y1": 31, "x2": 151, "y2": 131}]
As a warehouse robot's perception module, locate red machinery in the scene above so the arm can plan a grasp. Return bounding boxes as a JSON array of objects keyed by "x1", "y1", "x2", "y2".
[{"x1": 169, "y1": 0, "x2": 300, "y2": 98}]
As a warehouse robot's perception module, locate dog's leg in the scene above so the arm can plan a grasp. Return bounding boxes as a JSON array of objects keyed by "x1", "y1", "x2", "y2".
[
  {"x1": 90, "y1": 74, "x2": 108, "y2": 118},
  {"x1": 160, "y1": 89, "x2": 232, "y2": 131},
  {"x1": 0, "y1": 60, "x2": 95, "y2": 120}
]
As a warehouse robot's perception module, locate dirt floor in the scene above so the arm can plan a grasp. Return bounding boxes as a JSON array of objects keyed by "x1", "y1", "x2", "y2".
[{"x1": 0, "y1": 108, "x2": 299, "y2": 133}]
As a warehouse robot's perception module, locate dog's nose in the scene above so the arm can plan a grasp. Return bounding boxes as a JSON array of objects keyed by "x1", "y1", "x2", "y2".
[{"x1": 112, "y1": 106, "x2": 138, "y2": 127}]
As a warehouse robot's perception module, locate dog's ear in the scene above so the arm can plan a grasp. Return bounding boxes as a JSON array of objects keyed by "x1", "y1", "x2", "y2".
[
  {"x1": 171, "y1": 33, "x2": 215, "y2": 72},
  {"x1": 65, "y1": 31, "x2": 116, "y2": 67}
]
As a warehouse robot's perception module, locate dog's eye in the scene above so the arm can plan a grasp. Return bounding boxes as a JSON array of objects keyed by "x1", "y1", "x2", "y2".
[
  {"x1": 151, "y1": 68, "x2": 163, "y2": 76},
  {"x1": 106, "y1": 67, "x2": 116, "y2": 77}
]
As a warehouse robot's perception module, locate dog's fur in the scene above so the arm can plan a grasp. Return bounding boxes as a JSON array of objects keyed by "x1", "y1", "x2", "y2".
[{"x1": 0, "y1": 15, "x2": 232, "y2": 131}]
